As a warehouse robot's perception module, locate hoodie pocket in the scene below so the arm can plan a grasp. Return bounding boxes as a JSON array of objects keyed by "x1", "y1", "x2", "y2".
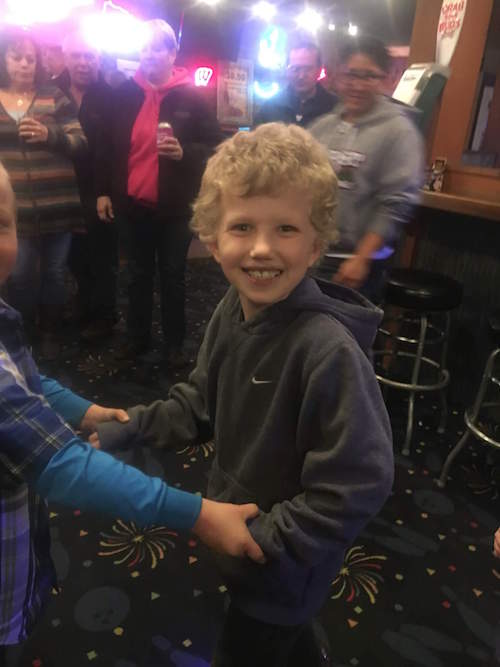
[
  {"x1": 208, "y1": 459, "x2": 311, "y2": 608},
  {"x1": 207, "y1": 458, "x2": 257, "y2": 505}
]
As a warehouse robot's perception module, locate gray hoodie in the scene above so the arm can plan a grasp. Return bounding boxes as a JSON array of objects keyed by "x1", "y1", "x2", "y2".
[
  {"x1": 97, "y1": 277, "x2": 394, "y2": 625},
  {"x1": 309, "y1": 96, "x2": 424, "y2": 255}
]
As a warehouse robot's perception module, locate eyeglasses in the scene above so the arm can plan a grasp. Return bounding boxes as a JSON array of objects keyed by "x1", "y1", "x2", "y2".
[
  {"x1": 287, "y1": 65, "x2": 318, "y2": 76},
  {"x1": 341, "y1": 69, "x2": 385, "y2": 82}
]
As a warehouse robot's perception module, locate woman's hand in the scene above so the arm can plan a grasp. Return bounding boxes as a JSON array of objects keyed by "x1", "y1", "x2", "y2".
[
  {"x1": 158, "y1": 136, "x2": 183, "y2": 161},
  {"x1": 18, "y1": 117, "x2": 49, "y2": 143},
  {"x1": 97, "y1": 196, "x2": 115, "y2": 222}
]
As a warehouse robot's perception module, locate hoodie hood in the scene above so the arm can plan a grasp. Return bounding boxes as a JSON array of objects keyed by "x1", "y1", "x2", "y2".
[{"x1": 238, "y1": 276, "x2": 383, "y2": 355}]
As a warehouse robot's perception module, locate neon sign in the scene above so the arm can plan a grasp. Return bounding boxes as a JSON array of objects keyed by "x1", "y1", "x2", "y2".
[{"x1": 195, "y1": 67, "x2": 214, "y2": 87}]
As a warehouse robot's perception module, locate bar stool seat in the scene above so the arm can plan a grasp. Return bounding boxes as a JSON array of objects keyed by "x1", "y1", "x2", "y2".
[
  {"x1": 386, "y1": 268, "x2": 463, "y2": 311},
  {"x1": 375, "y1": 268, "x2": 463, "y2": 455},
  {"x1": 438, "y1": 310, "x2": 500, "y2": 487}
]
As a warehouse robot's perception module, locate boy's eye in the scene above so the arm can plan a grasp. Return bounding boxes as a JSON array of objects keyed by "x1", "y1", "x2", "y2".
[
  {"x1": 230, "y1": 223, "x2": 250, "y2": 233},
  {"x1": 279, "y1": 225, "x2": 298, "y2": 233}
]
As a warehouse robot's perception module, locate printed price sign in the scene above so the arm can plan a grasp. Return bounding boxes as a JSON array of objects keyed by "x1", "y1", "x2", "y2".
[{"x1": 217, "y1": 60, "x2": 253, "y2": 126}]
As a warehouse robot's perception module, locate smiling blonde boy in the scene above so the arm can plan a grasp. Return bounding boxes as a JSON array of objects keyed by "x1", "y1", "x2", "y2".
[{"x1": 96, "y1": 123, "x2": 394, "y2": 666}]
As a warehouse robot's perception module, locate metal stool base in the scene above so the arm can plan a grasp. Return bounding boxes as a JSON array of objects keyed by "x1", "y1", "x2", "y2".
[
  {"x1": 438, "y1": 348, "x2": 500, "y2": 487},
  {"x1": 375, "y1": 312, "x2": 451, "y2": 455}
]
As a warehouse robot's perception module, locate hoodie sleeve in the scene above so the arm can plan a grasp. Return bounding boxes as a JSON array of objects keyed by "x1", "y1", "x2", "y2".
[
  {"x1": 96, "y1": 297, "x2": 225, "y2": 452},
  {"x1": 248, "y1": 338, "x2": 394, "y2": 571},
  {"x1": 365, "y1": 119, "x2": 424, "y2": 246}
]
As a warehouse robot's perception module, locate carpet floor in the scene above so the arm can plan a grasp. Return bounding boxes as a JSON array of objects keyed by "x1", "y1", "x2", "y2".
[{"x1": 13, "y1": 258, "x2": 500, "y2": 667}]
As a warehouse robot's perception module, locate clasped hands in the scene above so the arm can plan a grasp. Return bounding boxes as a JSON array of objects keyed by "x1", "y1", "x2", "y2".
[{"x1": 81, "y1": 402, "x2": 265, "y2": 564}]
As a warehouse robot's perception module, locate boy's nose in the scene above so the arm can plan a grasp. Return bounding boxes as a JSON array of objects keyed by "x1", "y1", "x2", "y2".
[{"x1": 250, "y1": 235, "x2": 273, "y2": 257}]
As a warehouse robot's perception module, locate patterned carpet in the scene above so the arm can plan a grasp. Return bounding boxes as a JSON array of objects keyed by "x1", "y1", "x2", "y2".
[{"x1": 15, "y1": 258, "x2": 500, "y2": 667}]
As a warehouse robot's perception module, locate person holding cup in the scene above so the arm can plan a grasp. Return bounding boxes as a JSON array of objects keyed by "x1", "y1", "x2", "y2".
[
  {"x1": 95, "y1": 19, "x2": 222, "y2": 369},
  {"x1": 0, "y1": 28, "x2": 87, "y2": 358}
]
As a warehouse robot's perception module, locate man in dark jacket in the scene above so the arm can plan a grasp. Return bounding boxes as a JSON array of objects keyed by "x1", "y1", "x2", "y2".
[
  {"x1": 254, "y1": 39, "x2": 337, "y2": 127},
  {"x1": 61, "y1": 32, "x2": 118, "y2": 341},
  {"x1": 95, "y1": 20, "x2": 222, "y2": 367}
]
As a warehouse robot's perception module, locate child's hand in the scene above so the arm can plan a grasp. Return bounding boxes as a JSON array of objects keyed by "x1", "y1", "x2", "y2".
[
  {"x1": 494, "y1": 528, "x2": 500, "y2": 558},
  {"x1": 89, "y1": 432, "x2": 100, "y2": 449},
  {"x1": 80, "y1": 404, "x2": 129, "y2": 433},
  {"x1": 192, "y1": 498, "x2": 266, "y2": 564}
]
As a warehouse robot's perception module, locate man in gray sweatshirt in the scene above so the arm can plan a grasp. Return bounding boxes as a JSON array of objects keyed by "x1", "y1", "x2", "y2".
[{"x1": 309, "y1": 36, "x2": 423, "y2": 302}]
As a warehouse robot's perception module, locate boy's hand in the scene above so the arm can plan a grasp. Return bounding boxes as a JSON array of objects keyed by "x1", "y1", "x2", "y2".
[
  {"x1": 494, "y1": 528, "x2": 500, "y2": 558},
  {"x1": 89, "y1": 432, "x2": 100, "y2": 449},
  {"x1": 80, "y1": 404, "x2": 129, "y2": 433},
  {"x1": 192, "y1": 498, "x2": 266, "y2": 564}
]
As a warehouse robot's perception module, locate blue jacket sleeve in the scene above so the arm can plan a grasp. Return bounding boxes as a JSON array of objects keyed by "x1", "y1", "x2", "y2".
[
  {"x1": 35, "y1": 438, "x2": 202, "y2": 531},
  {"x1": 40, "y1": 375, "x2": 92, "y2": 428}
]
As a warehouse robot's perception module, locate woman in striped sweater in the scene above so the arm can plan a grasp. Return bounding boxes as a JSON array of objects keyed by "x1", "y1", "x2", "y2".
[{"x1": 0, "y1": 28, "x2": 87, "y2": 358}]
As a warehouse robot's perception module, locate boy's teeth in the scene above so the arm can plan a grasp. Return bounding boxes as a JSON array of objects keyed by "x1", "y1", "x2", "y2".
[{"x1": 247, "y1": 270, "x2": 280, "y2": 279}]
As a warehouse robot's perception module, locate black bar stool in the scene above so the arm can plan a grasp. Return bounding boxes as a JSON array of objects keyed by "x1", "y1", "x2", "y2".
[
  {"x1": 438, "y1": 310, "x2": 500, "y2": 487},
  {"x1": 374, "y1": 268, "x2": 462, "y2": 455}
]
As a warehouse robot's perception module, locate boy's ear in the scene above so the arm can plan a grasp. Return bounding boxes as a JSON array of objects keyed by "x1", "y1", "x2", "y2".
[
  {"x1": 308, "y1": 237, "x2": 322, "y2": 267},
  {"x1": 205, "y1": 240, "x2": 221, "y2": 264}
]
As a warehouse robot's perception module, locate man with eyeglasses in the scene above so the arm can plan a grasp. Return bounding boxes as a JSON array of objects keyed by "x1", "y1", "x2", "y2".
[
  {"x1": 310, "y1": 36, "x2": 423, "y2": 302},
  {"x1": 254, "y1": 39, "x2": 337, "y2": 127}
]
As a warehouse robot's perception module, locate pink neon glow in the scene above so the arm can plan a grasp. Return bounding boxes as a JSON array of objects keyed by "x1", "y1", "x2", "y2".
[
  {"x1": 4, "y1": 0, "x2": 93, "y2": 25},
  {"x1": 318, "y1": 67, "x2": 327, "y2": 81},
  {"x1": 194, "y1": 67, "x2": 214, "y2": 87},
  {"x1": 81, "y1": 5, "x2": 148, "y2": 54},
  {"x1": 102, "y1": 0, "x2": 129, "y2": 15}
]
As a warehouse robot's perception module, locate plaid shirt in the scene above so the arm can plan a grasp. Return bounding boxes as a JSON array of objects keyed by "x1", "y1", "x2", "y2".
[{"x1": 0, "y1": 300, "x2": 82, "y2": 645}]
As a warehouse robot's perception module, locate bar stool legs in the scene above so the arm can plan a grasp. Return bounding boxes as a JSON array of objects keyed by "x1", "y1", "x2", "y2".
[
  {"x1": 376, "y1": 311, "x2": 450, "y2": 456},
  {"x1": 438, "y1": 347, "x2": 500, "y2": 488},
  {"x1": 403, "y1": 315, "x2": 427, "y2": 455},
  {"x1": 437, "y1": 315, "x2": 451, "y2": 435}
]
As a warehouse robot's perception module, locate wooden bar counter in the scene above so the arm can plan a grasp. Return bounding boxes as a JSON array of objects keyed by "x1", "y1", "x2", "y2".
[
  {"x1": 398, "y1": 1, "x2": 500, "y2": 402},
  {"x1": 420, "y1": 191, "x2": 500, "y2": 223}
]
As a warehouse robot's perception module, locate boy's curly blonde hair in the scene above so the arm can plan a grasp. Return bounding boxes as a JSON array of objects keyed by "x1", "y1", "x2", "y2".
[{"x1": 191, "y1": 123, "x2": 338, "y2": 254}]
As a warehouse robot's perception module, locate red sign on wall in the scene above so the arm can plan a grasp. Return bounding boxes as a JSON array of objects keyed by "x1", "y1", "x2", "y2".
[{"x1": 436, "y1": 0, "x2": 468, "y2": 66}]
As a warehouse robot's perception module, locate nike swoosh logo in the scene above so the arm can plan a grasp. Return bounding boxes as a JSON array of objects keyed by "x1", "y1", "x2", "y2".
[{"x1": 252, "y1": 377, "x2": 273, "y2": 385}]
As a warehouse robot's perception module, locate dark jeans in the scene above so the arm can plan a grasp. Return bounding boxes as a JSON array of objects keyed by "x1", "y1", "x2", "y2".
[
  {"x1": 314, "y1": 255, "x2": 391, "y2": 305},
  {"x1": 68, "y1": 204, "x2": 119, "y2": 322},
  {"x1": 212, "y1": 604, "x2": 329, "y2": 667},
  {"x1": 8, "y1": 232, "x2": 72, "y2": 323},
  {"x1": 119, "y1": 201, "x2": 192, "y2": 349}
]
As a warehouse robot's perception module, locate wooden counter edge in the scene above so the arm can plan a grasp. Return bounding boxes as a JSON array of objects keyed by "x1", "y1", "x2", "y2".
[{"x1": 419, "y1": 190, "x2": 500, "y2": 222}]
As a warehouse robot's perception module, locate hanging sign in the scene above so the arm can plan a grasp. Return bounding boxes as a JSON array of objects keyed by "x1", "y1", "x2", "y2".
[
  {"x1": 436, "y1": 0, "x2": 468, "y2": 67},
  {"x1": 217, "y1": 60, "x2": 253, "y2": 127}
]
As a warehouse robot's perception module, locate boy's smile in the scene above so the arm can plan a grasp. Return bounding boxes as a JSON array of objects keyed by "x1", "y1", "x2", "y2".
[{"x1": 208, "y1": 189, "x2": 321, "y2": 320}]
